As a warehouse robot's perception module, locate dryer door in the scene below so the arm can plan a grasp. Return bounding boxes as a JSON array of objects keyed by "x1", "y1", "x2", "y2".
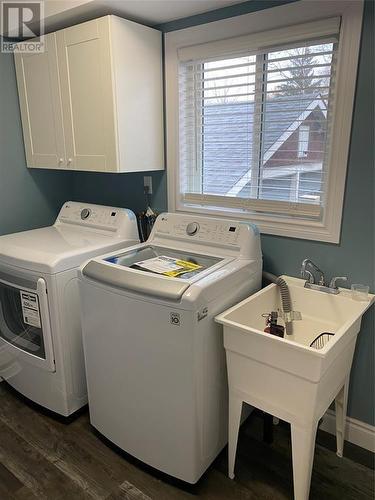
[{"x1": 0, "y1": 272, "x2": 55, "y2": 372}]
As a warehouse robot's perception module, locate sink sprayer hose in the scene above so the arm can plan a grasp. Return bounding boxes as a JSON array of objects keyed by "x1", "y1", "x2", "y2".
[{"x1": 262, "y1": 272, "x2": 293, "y2": 335}]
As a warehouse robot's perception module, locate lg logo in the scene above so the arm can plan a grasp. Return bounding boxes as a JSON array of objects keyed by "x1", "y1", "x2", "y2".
[{"x1": 1, "y1": 1, "x2": 44, "y2": 53}]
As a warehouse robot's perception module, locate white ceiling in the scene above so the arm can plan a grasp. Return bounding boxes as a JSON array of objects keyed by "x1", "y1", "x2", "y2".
[{"x1": 3, "y1": 0, "x2": 247, "y2": 36}]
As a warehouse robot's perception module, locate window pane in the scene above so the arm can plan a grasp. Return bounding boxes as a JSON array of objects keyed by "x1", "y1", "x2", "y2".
[
  {"x1": 179, "y1": 40, "x2": 336, "y2": 209},
  {"x1": 201, "y1": 56, "x2": 257, "y2": 196},
  {"x1": 259, "y1": 42, "x2": 333, "y2": 204},
  {"x1": 203, "y1": 56, "x2": 256, "y2": 104}
]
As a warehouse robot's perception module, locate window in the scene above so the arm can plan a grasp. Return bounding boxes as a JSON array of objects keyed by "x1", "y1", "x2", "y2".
[
  {"x1": 166, "y1": 2, "x2": 363, "y2": 242},
  {"x1": 179, "y1": 39, "x2": 335, "y2": 213}
]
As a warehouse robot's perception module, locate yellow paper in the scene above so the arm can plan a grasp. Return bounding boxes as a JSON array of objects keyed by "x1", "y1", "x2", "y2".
[{"x1": 163, "y1": 259, "x2": 202, "y2": 277}]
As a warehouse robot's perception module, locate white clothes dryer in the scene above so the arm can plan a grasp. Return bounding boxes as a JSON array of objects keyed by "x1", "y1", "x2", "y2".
[{"x1": 0, "y1": 201, "x2": 139, "y2": 416}]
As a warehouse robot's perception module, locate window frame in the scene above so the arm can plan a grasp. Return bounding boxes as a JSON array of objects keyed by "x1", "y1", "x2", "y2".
[{"x1": 165, "y1": 0, "x2": 364, "y2": 243}]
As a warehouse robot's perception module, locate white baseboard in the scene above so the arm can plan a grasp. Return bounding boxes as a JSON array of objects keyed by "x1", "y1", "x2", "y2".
[{"x1": 320, "y1": 409, "x2": 375, "y2": 453}]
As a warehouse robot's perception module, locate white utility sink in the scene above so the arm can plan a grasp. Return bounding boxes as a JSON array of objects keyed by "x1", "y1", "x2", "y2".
[{"x1": 216, "y1": 276, "x2": 374, "y2": 500}]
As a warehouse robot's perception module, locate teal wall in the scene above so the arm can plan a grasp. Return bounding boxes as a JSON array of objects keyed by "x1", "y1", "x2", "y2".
[
  {"x1": 0, "y1": 49, "x2": 72, "y2": 235},
  {"x1": 155, "y1": 0, "x2": 297, "y2": 31},
  {"x1": 71, "y1": 170, "x2": 167, "y2": 213},
  {"x1": 0, "y1": 1, "x2": 373, "y2": 425}
]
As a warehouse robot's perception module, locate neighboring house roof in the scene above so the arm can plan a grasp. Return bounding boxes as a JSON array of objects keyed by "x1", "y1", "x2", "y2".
[
  {"x1": 202, "y1": 94, "x2": 326, "y2": 196},
  {"x1": 262, "y1": 95, "x2": 327, "y2": 163}
]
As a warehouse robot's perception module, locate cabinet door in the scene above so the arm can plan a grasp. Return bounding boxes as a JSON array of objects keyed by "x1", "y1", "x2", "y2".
[
  {"x1": 57, "y1": 18, "x2": 118, "y2": 172},
  {"x1": 14, "y1": 33, "x2": 65, "y2": 169}
]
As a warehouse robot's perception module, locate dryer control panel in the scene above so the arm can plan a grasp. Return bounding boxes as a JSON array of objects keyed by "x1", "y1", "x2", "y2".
[{"x1": 55, "y1": 202, "x2": 138, "y2": 240}]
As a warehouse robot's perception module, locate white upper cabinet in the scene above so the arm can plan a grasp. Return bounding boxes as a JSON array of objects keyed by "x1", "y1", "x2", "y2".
[
  {"x1": 14, "y1": 33, "x2": 65, "y2": 169},
  {"x1": 56, "y1": 18, "x2": 118, "y2": 171},
  {"x1": 15, "y1": 16, "x2": 164, "y2": 173}
]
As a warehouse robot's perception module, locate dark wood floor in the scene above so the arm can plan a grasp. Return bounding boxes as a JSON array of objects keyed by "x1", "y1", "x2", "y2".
[{"x1": 0, "y1": 383, "x2": 373, "y2": 500}]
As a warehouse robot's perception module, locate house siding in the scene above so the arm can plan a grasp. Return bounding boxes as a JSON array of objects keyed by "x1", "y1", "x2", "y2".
[{"x1": 265, "y1": 108, "x2": 326, "y2": 167}]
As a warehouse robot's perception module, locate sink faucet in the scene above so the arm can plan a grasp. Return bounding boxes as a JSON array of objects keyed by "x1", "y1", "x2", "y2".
[
  {"x1": 329, "y1": 276, "x2": 348, "y2": 290},
  {"x1": 300, "y1": 259, "x2": 348, "y2": 295},
  {"x1": 301, "y1": 259, "x2": 325, "y2": 286}
]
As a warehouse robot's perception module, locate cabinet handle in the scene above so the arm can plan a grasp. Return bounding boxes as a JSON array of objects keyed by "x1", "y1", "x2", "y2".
[
  {"x1": 58, "y1": 158, "x2": 64, "y2": 164},
  {"x1": 67, "y1": 158, "x2": 72, "y2": 165}
]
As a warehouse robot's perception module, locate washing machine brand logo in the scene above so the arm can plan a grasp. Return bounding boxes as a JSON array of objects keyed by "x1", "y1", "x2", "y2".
[
  {"x1": 197, "y1": 306, "x2": 208, "y2": 322},
  {"x1": 170, "y1": 312, "x2": 180, "y2": 326}
]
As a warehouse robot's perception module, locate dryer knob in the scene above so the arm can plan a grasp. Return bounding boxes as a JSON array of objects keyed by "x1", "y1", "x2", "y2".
[
  {"x1": 80, "y1": 208, "x2": 91, "y2": 220},
  {"x1": 186, "y1": 222, "x2": 199, "y2": 236}
]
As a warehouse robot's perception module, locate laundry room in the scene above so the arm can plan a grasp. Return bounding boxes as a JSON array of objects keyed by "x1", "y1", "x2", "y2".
[{"x1": 0, "y1": 1, "x2": 373, "y2": 499}]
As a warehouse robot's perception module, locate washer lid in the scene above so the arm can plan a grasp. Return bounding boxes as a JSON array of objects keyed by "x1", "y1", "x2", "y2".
[
  {"x1": 0, "y1": 225, "x2": 135, "y2": 274},
  {"x1": 82, "y1": 244, "x2": 232, "y2": 301},
  {"x1": 106, "y1": 245, "x2": 222, "y2": 279}
]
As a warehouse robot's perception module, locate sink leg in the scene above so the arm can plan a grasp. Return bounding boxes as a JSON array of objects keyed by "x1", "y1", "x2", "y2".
[
  {"x1": 335, "y1": 376, "x2": 350, "y2": 458},
  {"x1": 291, "y1": 421, "x2": 318, "y2": 500},
  {"x1": 228, "y1": 393, "x2": 243, "y2": 480}
]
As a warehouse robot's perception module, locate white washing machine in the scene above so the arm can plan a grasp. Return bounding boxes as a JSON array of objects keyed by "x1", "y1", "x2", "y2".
[
  {"x1": 0, "y1": 201, "x2": 139, "y2": 416},
  {"x1": 79, "y1": 212, "x2": 262, "y2": 483}
]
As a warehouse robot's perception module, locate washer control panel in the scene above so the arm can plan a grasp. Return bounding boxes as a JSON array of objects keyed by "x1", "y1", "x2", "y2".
[
  {"x1": 155, "y1": 215, "x2": 241, "y2": 245},
  {"x1": 153, "y1": 214, "x2": 261, "y2": 259}
]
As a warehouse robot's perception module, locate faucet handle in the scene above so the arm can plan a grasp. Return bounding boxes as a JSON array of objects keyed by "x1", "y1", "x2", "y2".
[
  {"x1": 301, "y1": 258, "x2": 325, "y2": 286},
  {"x1": 302, "y1": 269, "x2": 314, "y2": 283},
  {"x1": 329, "y1": 276, "x2": 348, "y2": 289}
]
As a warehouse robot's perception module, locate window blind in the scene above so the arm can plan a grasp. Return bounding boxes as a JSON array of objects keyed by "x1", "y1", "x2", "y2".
[{"x1": 178, "y1": 24, "x2": 339, "y2": 219}]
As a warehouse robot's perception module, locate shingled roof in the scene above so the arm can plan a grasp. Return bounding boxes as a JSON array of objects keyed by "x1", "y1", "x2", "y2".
[{"x1": 201, "y1": 93, "x2": 326, "y2": 195}]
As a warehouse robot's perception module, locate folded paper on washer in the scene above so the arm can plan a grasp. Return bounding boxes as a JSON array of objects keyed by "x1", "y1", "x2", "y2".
[{"x1": 134, "y1": 256, "x2": 202, "y2": 277}]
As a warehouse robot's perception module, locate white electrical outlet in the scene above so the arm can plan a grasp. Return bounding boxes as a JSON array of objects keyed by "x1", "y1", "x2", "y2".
[{"x1": 143, "y1": 176, "x2": 153, "y2": 195}]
